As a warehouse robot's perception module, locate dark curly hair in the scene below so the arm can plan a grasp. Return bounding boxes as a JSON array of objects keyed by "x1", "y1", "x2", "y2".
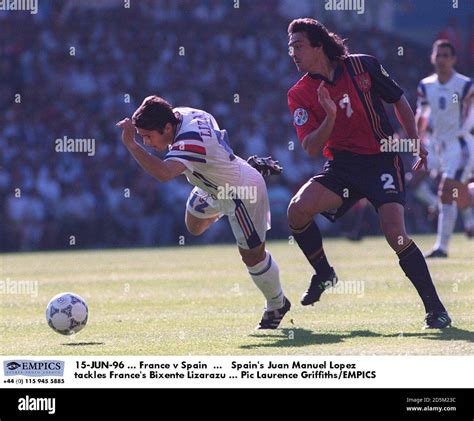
[
  {"x1": 288, "y1": 18, "x2": 348, "y2": 60},
  {"x1": 132, "y1": 95, "x2": 178, "y2": 133}
]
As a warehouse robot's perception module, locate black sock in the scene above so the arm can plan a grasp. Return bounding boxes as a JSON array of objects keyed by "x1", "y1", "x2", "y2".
[
  {"x1": 397, "y1": 240, "x2": 446, "y2": 313},
  {"x1": 290, "y1": 220, "x2": 332, "y2": 277}
]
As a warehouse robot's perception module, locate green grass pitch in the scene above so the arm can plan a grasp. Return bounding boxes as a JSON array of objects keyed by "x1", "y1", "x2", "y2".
[{"x1": 1, "y1": 234, "x2": 472, "y2": 355}]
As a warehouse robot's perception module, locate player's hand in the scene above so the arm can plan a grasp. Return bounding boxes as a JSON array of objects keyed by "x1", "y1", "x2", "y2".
[
  {"x1": 116, "y1": 118, "x2": 136, "y2": 146},
  {"x1": 412, "y1": 141, "x2": 428, "y2": 172},
  {"x1": 317, "y1": 81, "x2": 337, "y2": 118}
]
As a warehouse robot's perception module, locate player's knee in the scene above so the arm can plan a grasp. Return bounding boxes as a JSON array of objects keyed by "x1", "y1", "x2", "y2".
[{"x1": 287, "y1": 197, "x2": 310, "y2": 226}]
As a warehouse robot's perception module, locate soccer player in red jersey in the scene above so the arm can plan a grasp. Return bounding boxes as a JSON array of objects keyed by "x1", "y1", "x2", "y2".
[{"x1": 286, "y1": 18, "x2": 451, "y2": 329}]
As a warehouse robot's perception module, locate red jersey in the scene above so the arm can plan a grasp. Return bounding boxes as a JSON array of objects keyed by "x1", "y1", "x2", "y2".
[{"x1": 288, "y1": 54, "x2": 404, "y2": 159}]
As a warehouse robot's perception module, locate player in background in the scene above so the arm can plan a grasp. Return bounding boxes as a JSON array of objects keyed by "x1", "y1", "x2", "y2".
[
  {"x1": 408, "y1": 122, "x2": 440, "y2": 218},
  {"x1": 117, "y1": 96, "x2": 290, "y2": 329},
  {"x1": 469, "y1": 182, "x2": 474, "y2": 206},
  {"x1": 416, "y1": 39, "x2": 474, "y2": 258},
  {"x1": 286, "y1": 18, "x2": 451, "y2": 329}
]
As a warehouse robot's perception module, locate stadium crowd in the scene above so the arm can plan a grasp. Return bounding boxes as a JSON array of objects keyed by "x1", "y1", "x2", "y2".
[{"x1": 0, "y1": 0, "x2": 471, "y2": 251}]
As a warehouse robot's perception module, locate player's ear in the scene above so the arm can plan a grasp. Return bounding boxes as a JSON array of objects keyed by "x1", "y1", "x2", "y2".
[
  {"x1": 164, "y1": 122, "x2": 174, "y2": 134},
  {"x1": 313, "y1": 42, "x2": 324, "y2": 54}
]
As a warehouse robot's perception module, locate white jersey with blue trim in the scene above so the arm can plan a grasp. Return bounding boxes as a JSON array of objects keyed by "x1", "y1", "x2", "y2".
[
  {"x1": 164, "y1": 106, "x2": 251, "y2": 196},
  {"x1": 417, "y1": 72, "x2": 473, "y2": 142}
]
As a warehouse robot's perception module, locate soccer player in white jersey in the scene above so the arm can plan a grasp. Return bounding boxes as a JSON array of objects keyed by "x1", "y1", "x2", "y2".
[
  {"x1": 117, "y1": 95, "x2": 290, "y2": 329},
  {"x1": 415, "y1": 39, "x2": 474, "y2": 258}
]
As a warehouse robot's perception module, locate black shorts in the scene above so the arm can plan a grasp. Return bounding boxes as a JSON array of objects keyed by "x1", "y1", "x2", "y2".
[{"x1": 311, "y1": 151, "x2": 406, "y2": 222}]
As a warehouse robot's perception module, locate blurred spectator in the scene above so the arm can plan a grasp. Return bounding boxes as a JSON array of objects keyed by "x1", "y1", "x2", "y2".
[{"x1": 0, "y1": 0, "x2": 470, "y2": 251}]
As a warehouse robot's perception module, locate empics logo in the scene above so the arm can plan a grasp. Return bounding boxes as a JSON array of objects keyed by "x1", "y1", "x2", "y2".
[
  {"x1": 18, "y1": 395, "x2": 56, "y2": 415},
  {"x1": 4, "y1": 360, "x2": 65, "y2": 377},
  {"x1": 6, "y1": 361, "x2": 21, "y2": 370}
]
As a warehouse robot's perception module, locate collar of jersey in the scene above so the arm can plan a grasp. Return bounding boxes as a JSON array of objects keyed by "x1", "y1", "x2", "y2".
[
  {"x1": 172, "y1": 113, "x2": 184, "y2": 144},
  {"x1": 308, "y1": 61, "x2": 343, "y2": 85}
]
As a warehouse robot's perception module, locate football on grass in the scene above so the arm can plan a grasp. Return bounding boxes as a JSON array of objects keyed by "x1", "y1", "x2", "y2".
[{"x1": 46, "y1": 292, "x2": 88, "y2": 335}]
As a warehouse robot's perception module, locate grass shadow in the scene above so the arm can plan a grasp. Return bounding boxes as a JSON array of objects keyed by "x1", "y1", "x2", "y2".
[
  {"x1": 412, "y1": 327, "x2": 474, "y2": 343},
  {"x1": 390, "y1": 327, "x2": 474, "y2": 342},
  {"x1": 241, "y1": 328, "x2": 348, "y2": 349},
  {"x1": 241, "y1": 327, "x2": 473, "y2": 349}
]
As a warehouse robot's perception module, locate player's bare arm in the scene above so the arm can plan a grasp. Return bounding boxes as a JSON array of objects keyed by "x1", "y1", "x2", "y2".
[
  {"x1": 302, "y1": 82, "x2": 336, "y2": 156},
  {"x1": 461, "y1": 90, "x2": 473, "y2": 127},
  {"x1": 393, "y1": 95, "x2": 428, "y2": 172},
  {"x1": 117, "y1": 118, "x2": 185, "y2": 182},
  {"x1": 415, "y1": 104, "x2": 430, "y2": 137}
]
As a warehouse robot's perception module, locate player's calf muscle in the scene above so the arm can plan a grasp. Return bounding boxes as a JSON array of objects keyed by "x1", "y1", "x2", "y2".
[
  {"x1": 383, "y1": 228, "x2": 410, "y2": 252},
  {"x1": 378, "y1": 204, "x2": 410, "y2": 251},
  {"x1": 239, "y1": 243, "x2": 266, "y2": 267}
]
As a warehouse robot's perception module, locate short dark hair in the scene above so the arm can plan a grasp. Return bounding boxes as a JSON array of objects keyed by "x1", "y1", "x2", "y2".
[
  {"x1": 288, "y1": 18, "x2": 348, "y2": 60},
  {"x1": 432, "y1": 39, "x2": 456, "y2": 56},
  {"x1": 132, "y1": 95, "x2": 178, "y2": 133}
]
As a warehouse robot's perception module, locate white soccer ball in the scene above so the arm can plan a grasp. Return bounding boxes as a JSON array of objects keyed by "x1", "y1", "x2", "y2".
[{"x1": 46, "y1": 292, "x2": 88, "y2": 335}]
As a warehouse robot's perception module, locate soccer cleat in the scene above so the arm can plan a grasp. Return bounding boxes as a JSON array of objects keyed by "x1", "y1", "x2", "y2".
[
  {"x1": 424, "y1": 248, "x2": 448, "y2": 258},
  {"x1": 423, "y1": 311, "x2": 452, "y2": 329},
  {"x1": 247, "y1": 155, "x2": 283, "y2": 177},
  {"x1": 256, "y1": 297, "x2": 291, "y2": 329},
  {"x1": 301, "y1": 268, "x2": 338, "y2": 306}
]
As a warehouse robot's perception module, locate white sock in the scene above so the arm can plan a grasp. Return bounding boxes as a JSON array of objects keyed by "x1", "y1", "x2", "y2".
[
  {"x1": 461, "y1": 207, "x2": 474, "y2": 231},
  {"x1": 434, "y1": 203, "x2": 458, "y2": 252},
  {"x1": 414, "y1": 181, "x2": 438, "y2": 209},
  {"x1": 247, "y1": 252, "x2": 284, "y2": 311}
]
